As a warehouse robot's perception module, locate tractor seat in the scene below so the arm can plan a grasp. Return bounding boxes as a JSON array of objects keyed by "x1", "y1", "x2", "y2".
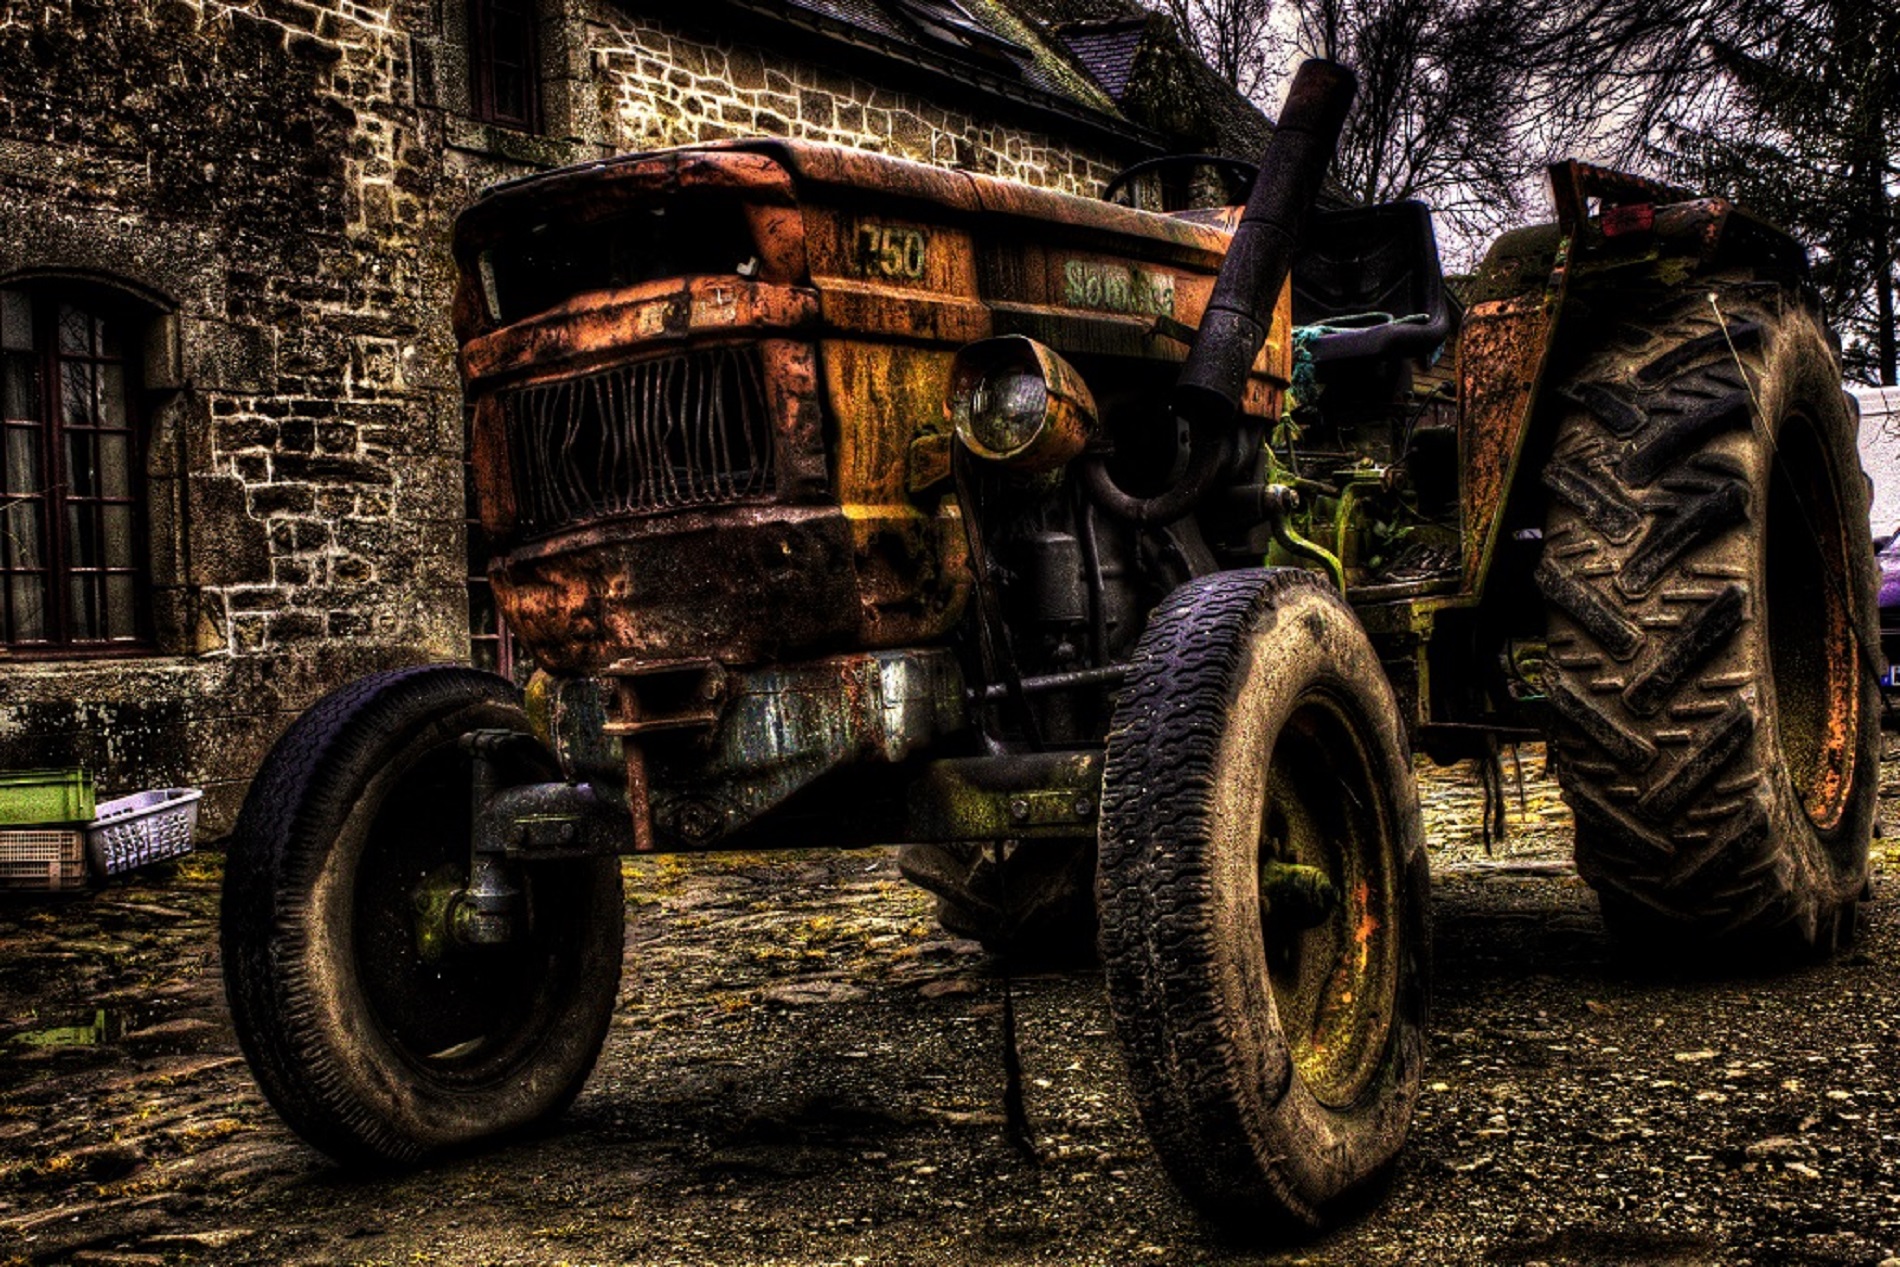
[{"x1": 1291, "y1": 201, "x2": 1460, "y2": 366}]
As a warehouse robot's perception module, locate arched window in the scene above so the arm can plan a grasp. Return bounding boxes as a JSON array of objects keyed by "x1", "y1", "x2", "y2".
[{"x1": 0, "y1": 284, "x2": 148, "y2": 652}]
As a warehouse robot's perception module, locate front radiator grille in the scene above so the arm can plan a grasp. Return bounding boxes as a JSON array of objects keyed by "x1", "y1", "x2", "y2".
[{"x1": 502, "y1": 346, "x2": 776, "y2": 534}]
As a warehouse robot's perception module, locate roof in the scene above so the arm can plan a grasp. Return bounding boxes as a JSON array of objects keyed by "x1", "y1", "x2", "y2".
[
  {"x1": 648, "y1": 0, "x2": 1153, "y2": 150},
  {"x1": 1055, "y1": 16, "x2": 1146, "y2": 100},
  {"x1": 1007, "y1": 0, "x2": 1271, "y2": 160},
  {"x1": 624, "y1": 0, "x2": 1271, "y2": 177}
]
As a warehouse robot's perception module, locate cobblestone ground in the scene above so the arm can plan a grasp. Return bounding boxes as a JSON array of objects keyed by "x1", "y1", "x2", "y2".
[{"x1": 2, "y1": 744, "x2": 1898, "y2": 1266}]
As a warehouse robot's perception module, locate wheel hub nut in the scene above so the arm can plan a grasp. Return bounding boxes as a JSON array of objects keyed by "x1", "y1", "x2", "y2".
[{"x1": 453, "y1": 855, "x2": 524, "y2": 945}]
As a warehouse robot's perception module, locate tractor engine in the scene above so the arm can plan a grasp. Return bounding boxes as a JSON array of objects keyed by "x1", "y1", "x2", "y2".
[{"x1": 450, "y1": 141, "x2": 1294, "y2": 850}]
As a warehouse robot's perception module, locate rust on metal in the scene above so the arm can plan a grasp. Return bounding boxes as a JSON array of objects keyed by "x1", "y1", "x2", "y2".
[
  {"x1": 1458, "y1": 284, "x2": 1564, "y2": 591},
  {"x1": 1547, "y1": 160, "x2": 1697, "y2": 241},
  {"x1": 456, "y1": 137, "x2": 1294, "y2": 768},
  {"x1": 820, "y1": 336, "x2": 972, "y2": 649},
  {"x1": 492, "y1": 504, "x2": 862, "y2": 673},
  {"x1": 602, "y1": 658, "x2": 727, "y2": 738},
  {"x1": 759, "y1": 339, "x2": 830, "y2": 499},
  {"x1": 460, "y1": 280, "x2": 819, "y2": 387}
]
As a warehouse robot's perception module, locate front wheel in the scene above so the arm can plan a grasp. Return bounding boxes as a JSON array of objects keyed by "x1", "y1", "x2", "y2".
[
  {"x1": 1098, "y1": 569, "x2": 1430, "y2": 1236},
  {"x1": 221, "y1": 665, "x2": 626, "y2": 1166}
]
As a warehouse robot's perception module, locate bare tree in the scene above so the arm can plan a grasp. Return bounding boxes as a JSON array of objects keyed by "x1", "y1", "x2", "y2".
[
  {"x1": 1151, "y1": 0, "x2": 1282, "y2": 101},
  {"x1": 1144, "y1": 0, "x2": 1569, "y2": 254},
  {"x1": 1275, "y1": 0, "x2": 1585, "y2": 255},
  {"x1": 1149, "y1": 0, "x2": 1898, "y2": 373},
  {"x1": 1641, "y1": 2, "x2": 1897, "y2": 384}
]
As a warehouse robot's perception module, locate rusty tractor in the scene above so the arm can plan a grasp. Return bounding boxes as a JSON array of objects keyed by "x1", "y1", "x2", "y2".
[{"x1": 221, "y1": 61, "x2": 1878, "y2": 1235}]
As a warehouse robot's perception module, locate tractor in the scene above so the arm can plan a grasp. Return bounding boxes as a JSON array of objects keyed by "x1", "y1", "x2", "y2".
[{"x1": 220, "y1": 60, "x2": 1879, "y2": 1236}]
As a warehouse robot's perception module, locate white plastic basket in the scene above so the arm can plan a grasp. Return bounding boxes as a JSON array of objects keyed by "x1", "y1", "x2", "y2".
[
  {"x1": 86, "y1": 788, "x2": 202, "y2": 876},
  {"x1": 0, "y1": 829, "x2": 87, "y2": 891}
]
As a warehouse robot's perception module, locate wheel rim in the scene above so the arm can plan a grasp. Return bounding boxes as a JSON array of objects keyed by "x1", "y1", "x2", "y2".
[
  {"x1": 350, "y1": 738, "x2": 587, "y2": 1089},
  {"x1": 1257, "y1": 690, "x2": 1403, "y2": 1110},
  {"x1": 1764, "y1": 410, "x2": 1860, "y2": 832}
]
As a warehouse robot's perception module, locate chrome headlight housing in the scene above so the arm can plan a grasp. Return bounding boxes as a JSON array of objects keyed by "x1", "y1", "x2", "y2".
[{"x1": 946, "y1": 335, "x2": 1097, "y2": 472}]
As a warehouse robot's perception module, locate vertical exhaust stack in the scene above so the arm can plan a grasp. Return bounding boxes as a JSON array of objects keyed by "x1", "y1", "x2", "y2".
[
  {"x1": 1082, "y1": 59, "x2": 1356, "y2": 523},
  {"x1": 1175, "y1": 58, "x2": 1358, "y2": 427}
]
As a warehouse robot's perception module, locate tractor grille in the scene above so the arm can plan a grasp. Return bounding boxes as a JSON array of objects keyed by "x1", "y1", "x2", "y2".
[{"x1": 502, "y1": 347, "x2": 776, "y2": 534}]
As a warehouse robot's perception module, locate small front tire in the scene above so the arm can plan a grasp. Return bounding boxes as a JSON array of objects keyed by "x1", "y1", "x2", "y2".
[
  {"x1": 221, "y1": 665, "x2": 626, "y2": 1166},
  {"x1": 1098, "y1": 569, "x2": 1430, "y2": 1236}
]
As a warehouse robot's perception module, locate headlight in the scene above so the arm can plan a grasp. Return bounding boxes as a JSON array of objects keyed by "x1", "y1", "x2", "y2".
[{"x1": 947, "y1": 335, "x2": 1097, "y2": 472}]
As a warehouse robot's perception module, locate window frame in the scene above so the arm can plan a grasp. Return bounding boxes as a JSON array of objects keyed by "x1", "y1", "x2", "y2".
[
  {"x1": 467, "y1": 0, "x2": 544, "y2": 133},
  {"x1": 0, "y1": 285, "x2": 153, "y2": 659}
]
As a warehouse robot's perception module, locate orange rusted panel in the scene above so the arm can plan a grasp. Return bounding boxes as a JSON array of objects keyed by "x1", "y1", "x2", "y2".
[
  {"x1": 801, "y1": 197, "x2": 990, "y2": 342},
  {"x1": 816, "y1": 283, "x2": 993, "y2": 345},
  {"x1": 493, "y1": 506, "x2": 862, "y2": 674},
  {"x1": 461, "y1": 280, "x2": 819, "y2": 386},
  {"x1": 967, "y1": 169, "x2": 1229, "y2": 271},
  {"x1": 743, "y1": 204, "x2": 807, "y2": 282},
  {"x1": 470, "y1": 394, "x2": 515, "y2": 537},
  {"x1": 804, "y1": 205, "x2": 976, "y2": 292},
  {"x1": 759, "y1": 137, "x2": 1232, "y2": 278},
  {"x1": 1458, "y1": 292, "x2": 1560, "y2": 590},
  {"x1": 760, "y1": 140, "x2": 982, "y2": 213},
  {"x1": 454, "y1": 138, "x2": 1282, "y2": 677},
  {"x1": 1257, "y1": 280, "x2": 1293, "y2": 407},
  {"x1": 821, "y1": 337, "x2": 972, "y2": 647},
  {"x1": 759, "y1": 339, "x2": 829, "y2": 499}
]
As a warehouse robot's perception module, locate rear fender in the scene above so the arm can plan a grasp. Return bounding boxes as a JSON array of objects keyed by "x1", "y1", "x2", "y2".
[{"x1": 1457, "y1": 161, "x2": 1813, "y2": 604}]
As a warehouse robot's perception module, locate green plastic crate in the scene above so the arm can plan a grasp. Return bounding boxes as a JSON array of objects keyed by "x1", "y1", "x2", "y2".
[{"x1": 0, "y1": 769, "x2": 95, "y2": 827}]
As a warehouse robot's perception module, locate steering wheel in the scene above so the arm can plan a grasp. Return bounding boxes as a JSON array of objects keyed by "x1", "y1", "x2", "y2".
[{"x1": 1102, "y1": 154, "x2": 1260, "y2": 208}]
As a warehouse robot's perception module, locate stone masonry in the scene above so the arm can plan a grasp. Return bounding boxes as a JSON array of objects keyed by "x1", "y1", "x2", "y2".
[
  {"x1": 588, "y1": 8, "x2": 1128, "y2": 194},
  {"x1": 0, "y1": 1, "x2": 467, "y2": 828}
]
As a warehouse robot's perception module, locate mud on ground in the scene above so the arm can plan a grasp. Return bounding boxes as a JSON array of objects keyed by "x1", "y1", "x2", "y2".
[{"x1": 3, "y1": 743, "x2": 1900, "y2": 1266}]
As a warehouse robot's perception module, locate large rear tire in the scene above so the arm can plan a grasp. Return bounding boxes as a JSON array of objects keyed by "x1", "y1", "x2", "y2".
[
  {"x1": 1098, "y1": 569, "x2": 1429, "y2": 1236},
  {"x1": 1538, "y1": 275, "x2": 1878, "y2": 953},
  {"x1": 221, "y1": 665, "x2": 625, "y2": 1166}
]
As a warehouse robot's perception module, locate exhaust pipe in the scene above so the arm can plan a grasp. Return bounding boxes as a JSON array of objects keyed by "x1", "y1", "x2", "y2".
[
  {"x1": 1176, "y1": 58, "x2": 1357, "y2": 425},
  {"x1": 1084, "y1": 59, "x2": 1357, "y2": 523}
]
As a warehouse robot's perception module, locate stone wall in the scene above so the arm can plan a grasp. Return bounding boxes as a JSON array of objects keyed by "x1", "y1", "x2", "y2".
[
  {"x1": 586, "y1": 8, "x2": 1128, "y2": 194},
  {"x1": 0, "y1": 0, "x2": 1150, "y2": 833},
  {"x1": 0, "y1": 0, "x2": 465, "y2": 828}
]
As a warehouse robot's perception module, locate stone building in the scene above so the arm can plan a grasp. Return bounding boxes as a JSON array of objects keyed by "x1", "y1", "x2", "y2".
[
  {"x1": 0, "y1": 0, "x2": 1262, "y2": 830},
  {"x1": 1854, "y1": 386, "x2": 1900, "y2": 537}
]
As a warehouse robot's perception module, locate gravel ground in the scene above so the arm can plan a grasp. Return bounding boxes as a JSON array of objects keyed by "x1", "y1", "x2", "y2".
[{"x1": 3, "y1": 742, "x2": 1900, "y2": 1266}]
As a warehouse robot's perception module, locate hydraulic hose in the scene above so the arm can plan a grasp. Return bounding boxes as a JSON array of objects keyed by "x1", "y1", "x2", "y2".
[{"x1": 1083, "y1": 59, "x2": 1358, "y2": 525}]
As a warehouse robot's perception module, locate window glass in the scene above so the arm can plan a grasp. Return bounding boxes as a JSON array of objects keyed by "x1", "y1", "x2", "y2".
[
  {"x1": 3, "y1": 427, "x2": 37, "y2": 494},
  {"x1": 99, "y1": 432, "x2": 130, "y2": 499},
  {"x1": 2, "y1": 497, "x2": 42, "y2": 568},
  {"x1": 57, "y1": 304, "x2": 90, "y2": 357},
  {"x1": 0, "y1": 286, "x2": 148, "y2": 650},
  {"x1": 69, "y1": 573, "x2": 100, "y2": 641},
  {"x1": 0, "y1": 290, "x2": 30, "y2": 351},
  {"x1": 469, "y1": 0, "x2": 542, "y2": 132},
  {"x1": 3, "y1": 353, "x2": 37, "y2": 421},
  {"x1": 9, "y1": 575, "x2": 43, "y2": 640}
]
